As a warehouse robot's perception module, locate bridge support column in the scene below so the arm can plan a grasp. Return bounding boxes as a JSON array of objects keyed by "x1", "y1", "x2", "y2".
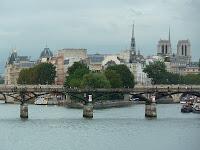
[
  {"x1": 145, "y1": 95, "x2": 157, "y2": 118},
  {"x1": 83, "y1": 95, "x2": 93, "y2": 118},
  {"x1": 124, "y1": 94, "x2": 130, "y2": 101},
  {"x1": 20, "y1": 103, "x2": 28, "y2": 119}
]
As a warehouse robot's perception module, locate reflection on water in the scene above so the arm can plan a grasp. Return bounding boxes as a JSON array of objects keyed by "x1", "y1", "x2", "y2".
[{"x1": 0, "y1": 103, "x2": 199, "y2": 150}]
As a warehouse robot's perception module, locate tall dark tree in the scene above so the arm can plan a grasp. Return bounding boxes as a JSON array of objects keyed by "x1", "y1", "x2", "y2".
[
  {"x1": 106, "y1": 64, "x2": 135, "y2": 88},
  {"x1": 104, "y1": 69, "x2": 122, "y2": 88},
  {"x1": 143, "y1": 61, "x2": 168, "y2": 84},
  {"x1": 34, "y1": 63, "x2": 56, "y2": 84},
  {"x1": 0, "y1": 75, "x2": 4, "y2": 84},
  {"x1": 81, "y1": 73, "x2": 110, "y2": 88},
  {"x1": 67, "y1": 62, "x2": 89, "y2": 75},
  {"x1": 198, "y1": 58, "x2": 200, "y2": 69},
  {"x1": 18, "y1": 68, "x2": 32, "y2": 84},
  {"x1": 65, "y1": 62, "x2": 90, "y2": 88},
  {"x1": 17, "y1": 63, "x2": 56, "y2": 84}
]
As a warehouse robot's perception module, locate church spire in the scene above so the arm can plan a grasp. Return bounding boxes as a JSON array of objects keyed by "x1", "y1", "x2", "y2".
[
  {"x1": 168, "y1": 27, "x2": 171, "y2": 43},
  {"x1": 130, "y1": 23, "x2": 136, "y2": 53},
  {"x1": 132, "y1": 23, "x2": 134, "y2": 39},
  {"x1": 45, "y1": 41, "x2": 48, "y2": 48}
]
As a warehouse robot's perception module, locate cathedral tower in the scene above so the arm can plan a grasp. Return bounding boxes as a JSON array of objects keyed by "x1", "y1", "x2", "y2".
[
  {"x1": 157, "y1": 28, "x2": 172, "y2": 56},
  {"x1": 177, "y1": 39, "x2": 191, "y2": 64}
]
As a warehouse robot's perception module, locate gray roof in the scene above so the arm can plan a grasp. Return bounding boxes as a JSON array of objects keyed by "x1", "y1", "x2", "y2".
[
  {"x1": 88, "y1": 54, "x2": 104, "y2": 63},
  {"x1": 8, "y1": 51, "x2": 17, "y2": 64},
  {"x1": 40, "y1": 47, "x2": 53, "y2": 58}
]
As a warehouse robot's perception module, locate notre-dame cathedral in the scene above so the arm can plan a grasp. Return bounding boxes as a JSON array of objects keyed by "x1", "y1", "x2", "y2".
[{"x1": 157, "y1": 28, "x2": 191, "y2": 74}]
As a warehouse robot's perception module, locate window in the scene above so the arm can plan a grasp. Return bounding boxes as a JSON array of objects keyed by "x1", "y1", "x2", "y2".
[
  {"x1": 64, "y1": 59, "x2": 69, "y2": 65},
  {"x1": 185, "y1": 45, "x2": 187, "y2": 56},
  {"x1": 182, "y1": 45, "x2": 184, "y2": 55},
  {"x1": 162, "y1": 45, "x2": 164, "y2": 54}
]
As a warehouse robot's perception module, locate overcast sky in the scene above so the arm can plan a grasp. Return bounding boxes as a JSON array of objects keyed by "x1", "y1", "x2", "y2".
[{"x1": 0, "y1": 0, "x2": 199, "y2": 64}]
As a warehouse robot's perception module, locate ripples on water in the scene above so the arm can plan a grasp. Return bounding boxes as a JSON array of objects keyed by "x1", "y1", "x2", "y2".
[{"x1": 0, "y1": 103, "x2": 199, "y2": 150}]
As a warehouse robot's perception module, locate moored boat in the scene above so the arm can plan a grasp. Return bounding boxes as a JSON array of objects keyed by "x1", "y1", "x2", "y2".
[
  {"x1": 192, "y1": 99, "x2": 200, "y2": 114},
  {"x1": 34, "y1": 96, "x2": 48, "y2": 105},
  {"x1": 181, "y1": 103, "x2": 193, "y2": 113}
]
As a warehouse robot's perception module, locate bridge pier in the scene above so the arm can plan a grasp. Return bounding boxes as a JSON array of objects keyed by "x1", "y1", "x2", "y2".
[
  {"x1": 20, "y1": 103, "x2": 28, "y2": 119},
  {"x1": 83, "y1": 95, "x2": 93, "y2": 118},
  {"x1": 124, "y1": 94, "x2": 130, "y2": 101},
  {"x1": 145, "y1": 95, "x2": 157, "y2": 118}
]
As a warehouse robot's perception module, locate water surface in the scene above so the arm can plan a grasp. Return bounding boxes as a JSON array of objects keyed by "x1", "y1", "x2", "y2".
[{"x1": 0, "y1": 103, "x2": 199, "y2": 150}]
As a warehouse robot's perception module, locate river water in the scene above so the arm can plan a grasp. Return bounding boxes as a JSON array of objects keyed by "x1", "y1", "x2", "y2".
[{"x1": 0, "y1": 103, "x2": 199, "y2": 150}]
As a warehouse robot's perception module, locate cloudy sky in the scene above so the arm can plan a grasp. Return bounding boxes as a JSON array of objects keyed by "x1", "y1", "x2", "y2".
[{"x1": 0, "y1": 0, "x2": 199, "y2": 65}]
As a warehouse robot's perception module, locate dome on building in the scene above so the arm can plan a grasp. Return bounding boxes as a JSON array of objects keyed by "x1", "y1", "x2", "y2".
[
  {"x1": 8, "y1": 50, "x2": 17, "y2": 65},
  {"x1": 40, "y1": 47, "x2": 53, "y2": 59}
]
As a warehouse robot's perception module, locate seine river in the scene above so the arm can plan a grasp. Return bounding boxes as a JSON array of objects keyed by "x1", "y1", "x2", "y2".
[{"x1": 0, "y1": 103, "x2": 199, "y2": 150}]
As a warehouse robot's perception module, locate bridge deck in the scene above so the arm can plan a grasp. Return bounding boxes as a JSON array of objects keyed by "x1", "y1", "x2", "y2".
[{"x1": 0, "y1": 85, "x2": 200, "y2": 93}]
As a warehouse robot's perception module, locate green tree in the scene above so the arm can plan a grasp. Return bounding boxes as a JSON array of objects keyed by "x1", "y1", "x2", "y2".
[
  {"x1": 65, "y1": 62, "x2": 90, "y2": 87},
  {"x1": 104, "y1": 69, "x2": 122, "y2": 88},
  {"x1": 143, "y1": 61, "x2": 168, "y2": 84},
  {"x1": 34, "y1": 63, "x2": 56, "y2": 84},
  {"x1": 18, "y1": 68, "x2": 32, "y2": 84},
  {"x1": 165, "y1": 72, "x2": 184, "y2": 84},
  {"x1": 18, "y1": 63, "x2": 56, "y2": 84},
  {"x1": 81, "y1": 73, "x2": 110, "y2": 88},
  {"x1": 184, "y1": 74, "x2": 200, "y2": 85},
  {"x1": 67, "y1": 62, "x2": 89, "y2": 75},
  {"x1": 106, "y1": 64, "x2": 135, "y2": 88},
  {"x1": 0, "y1": 76, "x2": 4, "y2": 84},
  {"x1": 199, "y1": 58, "x2": 200, "y2": 69}
]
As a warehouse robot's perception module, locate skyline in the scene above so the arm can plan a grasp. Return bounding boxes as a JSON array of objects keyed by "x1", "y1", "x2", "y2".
[{"x1": 0, "y1": 0, "x2": 199, "y2": 63}]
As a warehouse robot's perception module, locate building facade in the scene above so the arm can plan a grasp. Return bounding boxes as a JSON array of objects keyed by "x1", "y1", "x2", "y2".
[
  {"x1": 88, "y1": 54, "x2": 104, "y2": 72},
  {"x1": 39, "y1": 46, "x2": 53, "y2": 63},
  {"x1": 52, "y1": 48, "x2": 88, "y2": 85},
  {"x1": 157, "y1": 29, "x2": 192, "y2": 75},
  {"x1": 5, "y1": 50, "x2": 35, "y2": 85},
  {"x1": 183, "y1": 62, "x2": 200, "y2": 75}
]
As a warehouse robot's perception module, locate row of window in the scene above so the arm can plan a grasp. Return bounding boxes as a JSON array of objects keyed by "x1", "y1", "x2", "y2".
[{"x1": 184, "y1": 69, "x2": 200, "y2": 72}]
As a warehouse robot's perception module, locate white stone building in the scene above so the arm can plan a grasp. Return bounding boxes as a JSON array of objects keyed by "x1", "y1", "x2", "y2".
[
  {"x1": 102, "y1": 55, "x2": 124, "y2": 69},
  {"x1": 5, "y1": 50, "x2": 35, "y2": 85}
]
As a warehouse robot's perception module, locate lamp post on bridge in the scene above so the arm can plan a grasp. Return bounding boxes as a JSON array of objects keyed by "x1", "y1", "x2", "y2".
[{"x1": 83, "y1": 94, "x2": 93, "y2": 118}]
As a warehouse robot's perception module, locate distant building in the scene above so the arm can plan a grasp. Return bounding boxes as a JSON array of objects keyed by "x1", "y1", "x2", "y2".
[
  {"x1": 183, "y1": 62, "x2": 200, "y2": 75},
  {"x1": 102, "y1": 55, "x2": 124, "y2": 69},
  {"x1": 50, "y1": 55, "x2": 65, "y2": 85},
  {"x1": 51, "y1": 48, "x2": 87, "y2": 85},
  {"x1": 88, "y1": 54, "x2": 104, "y2": 72},
  {"x1": 39, "y1": 46, "x2": 53, "y2": 63},
  {"x1": 58, "y1": 48, "x2": 87, "y2": 60},
  {"x1": 157, "y1": 29, "x2": 172, "y2": 57},
  {"x1": 157, "y1": 28, "x2": 192, "y2": 74},
  {"x1": 4, "y1": 50, "x2": 35, "y2": 85},
  {"x1": 128, "y1": 24, "x2": 144, "y2": 63}
]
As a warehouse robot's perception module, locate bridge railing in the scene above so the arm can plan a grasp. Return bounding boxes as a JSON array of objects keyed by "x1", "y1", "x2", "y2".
[{"x1": 0, "y1": 84, "x2": 200, "y2": 93}]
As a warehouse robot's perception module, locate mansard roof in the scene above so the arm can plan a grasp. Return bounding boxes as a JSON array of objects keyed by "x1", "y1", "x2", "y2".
[
  {"x1": 40, "y1": 47, "x2": 53, "y2": 59},
  {"x1": 8, "y1": 51, "x2": 17, "y2": 65}
]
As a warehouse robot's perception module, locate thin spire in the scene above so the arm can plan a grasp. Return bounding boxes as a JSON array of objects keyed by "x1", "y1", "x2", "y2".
[
  {"x1": 132, "y1": 23, "x2": 134, "y2": 38},
  {"x1": 130, "y1": 22, "x2": 136, "y2": 52},
  {"x1": 169, "y1": 27, "x2": 171, "y2": 43}
]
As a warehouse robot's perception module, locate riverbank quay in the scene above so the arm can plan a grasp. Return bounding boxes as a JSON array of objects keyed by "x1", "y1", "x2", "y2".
[
  {"x1": 66, "y1": 100, "x2": 134, "y2": 109},
  {"x1": 132, "y1": 100, "x2": 179, "y2": 104}
]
